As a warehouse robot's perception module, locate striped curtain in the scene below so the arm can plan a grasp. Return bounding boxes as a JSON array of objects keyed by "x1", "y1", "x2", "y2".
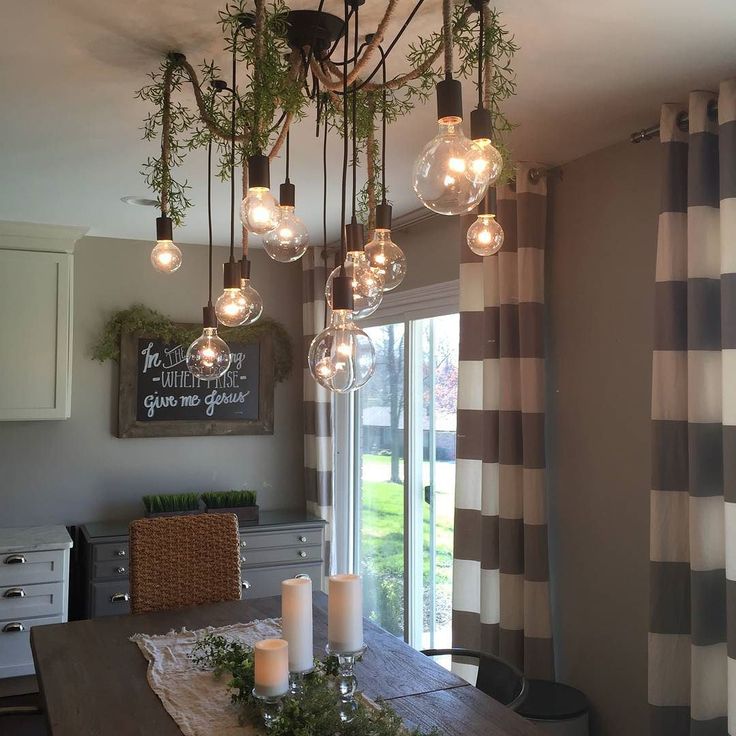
[
  {"x1": 650, "y1": 83, "x2": 736, "y2": 735},
  {"x1": 452, "y1": 163, "x2": 554, "y2": 679},
  {"x1": 302, "y1": 248, "x2": 334, "y2": 575}
]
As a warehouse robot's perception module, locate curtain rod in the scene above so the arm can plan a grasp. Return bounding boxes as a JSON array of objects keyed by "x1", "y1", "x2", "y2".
[{"x1": 630, "y1": 99, "x2": 718, "y2": 143}]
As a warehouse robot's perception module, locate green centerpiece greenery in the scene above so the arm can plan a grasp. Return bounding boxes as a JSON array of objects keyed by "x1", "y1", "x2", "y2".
[
  {"x1": 143, "y1": 493, "x2": 201, "y2": 514},
  {"x1": 191, "y1": 634, "x2": 438, "y2": 735},
  {"x1": 201, "y1": 490, "x2": 257, "y2": 508},
  {"x1": 91, "y1": 304, "x2": 293, "y2": 383}
]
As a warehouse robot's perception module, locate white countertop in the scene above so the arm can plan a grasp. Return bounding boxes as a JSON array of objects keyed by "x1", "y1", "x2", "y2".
[{"x1": 0, "y1": 525, "x2": 73, "y2": 552}]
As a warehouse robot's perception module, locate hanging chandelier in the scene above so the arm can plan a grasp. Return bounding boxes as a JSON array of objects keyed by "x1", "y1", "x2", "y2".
[{"x1": 136, "y1": 0, "x2": 517, "y2": 392}]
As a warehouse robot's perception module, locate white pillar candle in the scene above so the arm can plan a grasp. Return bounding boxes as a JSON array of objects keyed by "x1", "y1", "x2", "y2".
[
  {"x1": 253, "y1": 639, "x2": 289, "y2": 698},
  {"x1": 328, "y1": 574, "x2": 363, "y2": 653},
  {"x1": 281, "y1": 577, "x2": 313, "y2": 673}
]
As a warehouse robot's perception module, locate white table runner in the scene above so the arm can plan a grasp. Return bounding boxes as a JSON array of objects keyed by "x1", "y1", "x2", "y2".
[{"x1": 131, "y1": 617, "x2": 283, "y2": 736}]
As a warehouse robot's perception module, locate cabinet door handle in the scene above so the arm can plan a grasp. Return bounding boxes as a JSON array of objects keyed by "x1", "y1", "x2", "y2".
[
  {"x1": 115, "y1": 567, "x2": 126, "y2": 575},
  {"x1": 2, "y1": 622, "x2": 25, "y2": 633},
  {"x1": 241, "y1": 556, "x2": 247, "y2": 563},
  {"x1": 3, "y1": 588, "x2": 26, "y2": 598},
  {"x1": 110, "y1": 593, "x2": 130, "y2": 603},
  {"x1": 298, "y1": 536, "x2": 307, "y2": 543},
  {"x1": 240, "y1": 541, "x2": 247, "y2": 548},
  {"x1": 294, "y1": 574, "x2": 311, "y2": 580},
  {"x1": 4, "y1": 555, "x2": 26, "y2": 565},
  {"x1": 298, "y1": 550, "x2": 307, "y2": 558},
  {"x1": 242, "y1": 580, "x2": 251, "y2": 590},
  {"x1": 114, "y1": 550, "x2": 127, "y2": 557}
]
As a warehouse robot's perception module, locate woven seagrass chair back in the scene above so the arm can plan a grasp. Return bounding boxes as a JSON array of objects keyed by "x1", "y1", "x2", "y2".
[{"x1": 129, "y1": 513, "x2": 242, "y2": 615}]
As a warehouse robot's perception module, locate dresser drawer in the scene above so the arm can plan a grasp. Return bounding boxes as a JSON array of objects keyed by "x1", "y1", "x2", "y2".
[
  {"x1": 242, "y1": 545, "x2": 322, "y2": 567},
  {"x1": 93, "y1": 542, "x2": 130, "y2": 563},
  {"x1": 93, "y1": 560, "x2": 130, "y2": 581},
  {"x1": 0, "y1": 582, "x2": 64, "y2": 620},
  {"x1": 0, "y1": 614, "x2": 64, "y2": 678},
  {"x1": 240, "y1": 529, "x2": 323, "y2": 551},
  {"x1": 0, "y1": 550, "x2": 66, "y2": 586},
  {"x1": 241, "y1": 562, "x2": 324, "y2": 600},
  {"x1": 91, "y1": 580, "x2": 131, "y2": 617}
]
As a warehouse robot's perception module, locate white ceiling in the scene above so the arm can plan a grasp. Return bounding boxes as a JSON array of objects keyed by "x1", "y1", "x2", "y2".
[{"x1": 0, "y1": 0, "x2": 735, "y2": 246}]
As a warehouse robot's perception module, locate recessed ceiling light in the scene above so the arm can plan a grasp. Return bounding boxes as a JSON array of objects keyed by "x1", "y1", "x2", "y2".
[{"x1": 121, "y1": 195, "x2": 158, "y2": 207}]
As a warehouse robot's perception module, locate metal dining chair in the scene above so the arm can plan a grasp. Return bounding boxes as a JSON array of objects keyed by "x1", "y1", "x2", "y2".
[
  {"x1": 421, "y1": 647, "x2": 528, "y2": 710},
  {"x1": 129, "y1": 513, "x2": 242, "y2": 615}
]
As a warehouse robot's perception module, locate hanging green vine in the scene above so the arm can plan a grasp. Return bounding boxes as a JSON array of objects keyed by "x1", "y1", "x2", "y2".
[
  {"x1": 91, "y1": 305, "x2": 293, "y2": 383},
  {"x1": 190, "y1": 633, "x2": 439, "y2": 735}
]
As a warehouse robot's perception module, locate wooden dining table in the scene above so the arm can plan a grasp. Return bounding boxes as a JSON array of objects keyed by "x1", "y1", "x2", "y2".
[{"x1": 31, "y1": 592, "x2": 538, "y2": 735}]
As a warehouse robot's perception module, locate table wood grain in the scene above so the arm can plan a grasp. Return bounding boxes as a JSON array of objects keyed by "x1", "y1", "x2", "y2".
[{"x1": 31, "y1": 592, "x2": 538, "y2": 736}]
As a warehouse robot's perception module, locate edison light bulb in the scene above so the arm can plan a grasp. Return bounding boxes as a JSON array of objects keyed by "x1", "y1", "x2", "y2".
[
  {"x1": 186, "y1": 328, "x2": 231, "y2": 380},
  {"x1": 467, "y1": 214, "x2": 504, "y2": 256},
  {"x1": 239, "y1": 278, "x2": 264, "y2": 326},
  {"x1": 365, "y1": 229, "x2": 407, "y2": 292},
  {"x1": 325, "y1": 251, "x2": 384, "y2": 320},
  {"x1": 240, "y1": 188, "x2": 281, "y2": 235},
  {"x1": 263, "y1": 206, "x2": 309, "y2": 262},
  {"x1": 150, "y1": 239, "x2": 182, "y2": 273},
  {"x1": 465, "y1": 139, "x2": 503, "y2": 187},
  {"x1": 308, "y1": 309, "x2": 376, "y2": 393},
  {"x1": 413, "y1": 120, "x2": 486, "y2": 215},
  {"x1": 215, "y1": 287, "x2": 249, "y2": 327}
]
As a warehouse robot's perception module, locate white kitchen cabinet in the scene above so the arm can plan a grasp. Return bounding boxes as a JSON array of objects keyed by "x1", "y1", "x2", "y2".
[{"x1": 0, "y1": 221, "x2": 87, "y2": 420}]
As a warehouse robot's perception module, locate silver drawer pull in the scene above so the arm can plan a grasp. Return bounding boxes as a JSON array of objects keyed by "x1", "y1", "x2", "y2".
[
  {"x1": 4, "y1": 554, "x2": 26, "y2": 565},
  {"x1": 241, "y1": 556, "x2": 247, "y2": 563},
  {"x1": 298, "y1": 550, "x2": 307, "y2": 558},
  {"x1": 242, "y1": 580, "x2": 251, "y2": 590},
  {"x1": 3, "y1": 588, "x2": 26, "y2": 598},
  {"x1": 298, "y1": 536, "x2": 307, "y2": 543},
  {"x1": 2, "y1": 622, "x2": 25, "y2": 633},
  {"x1": 115, "y1": 567, "x2": 126, "y2": 575},
  {"x1": 240, "y1": 541, "x2": 247, "y2": 548},
  {"x1": 110, "y1": 593, "x2": 130, "y2": 603},
  {"x1": 294, "y1": 574, "x2": 311, "y2": 580},
  {"x1": 114, "y1": 550, "x2": 127, "y2": 557}
]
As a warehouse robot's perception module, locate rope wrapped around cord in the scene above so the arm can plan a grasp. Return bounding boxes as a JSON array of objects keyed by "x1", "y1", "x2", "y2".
[{"x1": 443, "y1": 0, "x2": 454, "y2": 77}]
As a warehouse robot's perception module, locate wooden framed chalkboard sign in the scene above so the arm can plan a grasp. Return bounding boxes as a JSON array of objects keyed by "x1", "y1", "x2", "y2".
[{"x1": 117, "y1": 327, "x2": 274, "y2": 438}]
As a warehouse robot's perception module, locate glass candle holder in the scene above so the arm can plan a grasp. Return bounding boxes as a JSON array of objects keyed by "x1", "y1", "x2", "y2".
[
  {"x1": 288, "y1": 667, "x2": 314, "y2": 697},
  {"x1": 326, "y1": 643, "x2": 367, "y2": 722},
  {"x1": 252, "y1": 689, "x2": 285, "y2": 731}
]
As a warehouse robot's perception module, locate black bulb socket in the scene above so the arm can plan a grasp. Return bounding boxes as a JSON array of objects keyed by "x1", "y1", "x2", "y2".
[
  {"x1": 332, "y1": 274, "x2": 355, "y2": 311},
  {"x1": 346, "y1": 219, "x2": 365, "y2": 251},
  {"x1": 223, "y1": 258, "x2": 242, "y2": 289},
  {"x1": 247, "y1": 154, "x2": 270, "y2": 189},
  {"x1": 239, "y1": 257, "x2": 251, "y2": 280},
  {"x1": 478, "y1": 188, "x2": 497, "y2": 216},
  {"x1": 436, "y1": 77, "x2": 463, "y2": 124},
  {"x1": 470, "y1": 107, "x2": 492, "y2": 142},
  {"x1": 203, "y1": 305, "x2": 217, "y2": 328},
  {"x1": 376, "y1": 202, "x2": 393, "y2": 230},
  {"x1": 156, "y1": 216, "x2": 173, "y2": 241},
  {"x1": 279, "y1": 181, "x2": 296, "y2": 207}
]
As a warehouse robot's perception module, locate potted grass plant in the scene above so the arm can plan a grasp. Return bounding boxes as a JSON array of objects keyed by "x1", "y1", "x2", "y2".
[
  {"x1": 142, "y1": 492, "x2": 201, "y2": 517},
  {"x1": 201, "y1": 490, "x2": 259, "y2": 525}
]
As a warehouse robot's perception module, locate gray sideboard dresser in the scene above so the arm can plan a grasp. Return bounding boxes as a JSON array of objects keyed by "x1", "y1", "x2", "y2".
[{"x1": 79, "y1": 511, "x2": 327, "y2": 618}]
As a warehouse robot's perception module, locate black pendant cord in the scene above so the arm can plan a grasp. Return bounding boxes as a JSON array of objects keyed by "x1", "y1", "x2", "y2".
[
  {"x1": 350, "y1": 3, "x2": 359, "y2": 219},
  {"x1": 285, "y1": 129, "x2": 290, "y2": 182},
  {"x1": 339, "y1": 0, "x2": 349, "y2": 270},
  {"x1": 207, "y1": 138, "x2": 214, "y2": 308},
  {"x1": 322, "y1": 115, "x2": 329, "y2": 328},
  {"x1": 229, "y1": 31, "x2": 238, "y2": 262},
  {"x1": 379, "y1": 44, "x2": 387, "y2": 204},
  {"x1": 477, "y1": 3, "x2": 484, "y2": 109}
]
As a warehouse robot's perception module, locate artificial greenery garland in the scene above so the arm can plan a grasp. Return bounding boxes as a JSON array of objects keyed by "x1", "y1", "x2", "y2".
[
  {"x1": 91, "y1": 304, "x2": 293, "y2": 383},
  {"x1": 191, "y1": 634, "x2": 439, "y2": 736}
]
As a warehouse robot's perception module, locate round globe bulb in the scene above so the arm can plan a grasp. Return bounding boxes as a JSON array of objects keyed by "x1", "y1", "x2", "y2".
[
  {"x1": 325, "y1": 251, "x2": 384, "y2": 320},
  {"x1": 240, "y1": 187, "x2": 281, "y2": 235},
  {"x1": 150, "y1": 239, "x2": 182, "y2": 273},
  {"x1": 239, "y1": 278, "x2": 264, "y2": 326},
  {"x1": 186, "y1": 327, "x2": 231, "y2": 380},
  {"x1": 308, "y1": 309, "x2": 376, "y2": 393},
  {"x1": 215, "y1": 287, "x2": 249, "y2": 327},
  {"x1": 465, "y1": 139, "x2": 503, "y2": 187},
  {"x1": 365, "y1": 229, "x2": 407, "y2": 292},
  {"x1": 467, "y1": 214, "x2": 505, "y2": 256},
  {"x1": 263, "y1": 206, "x2": 309, "y2": 262},
  {"x1": 412, "y1": 121, "x2": 487, "y2": 215}
]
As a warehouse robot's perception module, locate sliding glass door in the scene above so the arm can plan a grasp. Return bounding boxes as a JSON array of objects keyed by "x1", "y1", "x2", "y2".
[{"x1": 354, "y1": 313, "x2": 458, "y2": 648}]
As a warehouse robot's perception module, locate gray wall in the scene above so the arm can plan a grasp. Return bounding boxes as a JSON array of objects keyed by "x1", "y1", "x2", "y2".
[
  {"x1": 546, "y1": 140, "x2": 660, "y2": 736},
  {"x1": 1, "y1": 236, "x2": 305, "y2": 527}
]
